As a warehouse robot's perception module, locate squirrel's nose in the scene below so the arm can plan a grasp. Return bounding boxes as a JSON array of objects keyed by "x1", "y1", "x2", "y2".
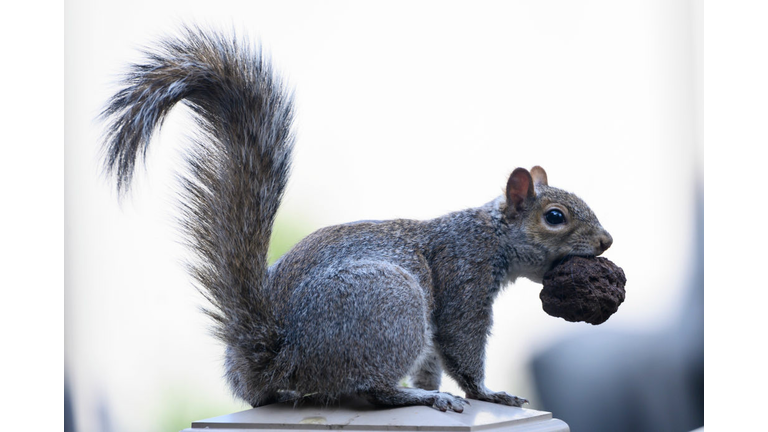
[{"x1": 597, "y1": 231, "x2": 613, "y2": 254}]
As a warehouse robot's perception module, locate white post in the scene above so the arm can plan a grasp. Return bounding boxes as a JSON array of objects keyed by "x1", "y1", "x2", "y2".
[{"x1": 181, "y1": 397, "x2": 569, "y2": 431}]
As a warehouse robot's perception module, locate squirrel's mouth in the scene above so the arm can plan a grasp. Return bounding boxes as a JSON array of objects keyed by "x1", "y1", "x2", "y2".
[{"x1": 548, "y1": 252, "x2": 597, "y2": 272}]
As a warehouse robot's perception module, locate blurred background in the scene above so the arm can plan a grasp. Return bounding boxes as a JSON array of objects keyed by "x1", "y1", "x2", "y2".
[{"x1": 65, "y1": 1, "x2": 702, "y2": 431}]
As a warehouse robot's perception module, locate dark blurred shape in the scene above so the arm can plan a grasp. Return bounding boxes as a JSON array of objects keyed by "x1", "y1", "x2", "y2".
[
  {"x1": 65, "y1": 376, "x2": 76, "y2": 432},
  {"x1": 531, "y1": 191, "x2": 703, "y2": 432}
]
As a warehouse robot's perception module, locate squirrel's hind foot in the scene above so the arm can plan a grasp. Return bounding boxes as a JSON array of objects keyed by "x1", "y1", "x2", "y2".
[
  {"x1": 363, "y1": 387, "x2": 468, "y2": 413},
  {"x1": 467, "y1": 389, "x2": 528, "y2": 407},
  {"x1": 249, "y1": 389, "x2": 304, "y2": 408}
]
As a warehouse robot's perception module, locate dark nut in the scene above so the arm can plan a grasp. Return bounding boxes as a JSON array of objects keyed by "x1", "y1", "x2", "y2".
[{"x1": 540, "y1": 256, "x2": 626, "y2": 325}]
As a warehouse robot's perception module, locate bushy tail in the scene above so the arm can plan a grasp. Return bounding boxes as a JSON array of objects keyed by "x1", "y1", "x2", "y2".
[{"x1": 101, "y1": 27, "x2": 294, "y2": 398}]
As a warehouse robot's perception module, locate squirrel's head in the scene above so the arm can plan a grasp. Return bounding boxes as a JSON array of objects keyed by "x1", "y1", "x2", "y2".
[{"x1": 502, "y1": 166, "x2": 613, "y2": 282}]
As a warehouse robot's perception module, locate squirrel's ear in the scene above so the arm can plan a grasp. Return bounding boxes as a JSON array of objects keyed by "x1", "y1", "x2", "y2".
[
  {"x1": 506, "y1": 168, "x2": 535, "y2": 212},
  {"x1": 531, "y1": 166, "x2": 548, "y2": 187}
]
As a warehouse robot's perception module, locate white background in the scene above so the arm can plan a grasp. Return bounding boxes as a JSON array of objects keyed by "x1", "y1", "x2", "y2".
[
  {"x1": 64, "y1": 1, "x2": 700, "y2": 431},
  {"x1": 9, "y1": 0, "x2": 766, "y2": 431}
]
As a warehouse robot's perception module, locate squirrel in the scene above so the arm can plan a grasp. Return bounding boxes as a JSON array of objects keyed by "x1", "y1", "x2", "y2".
[{"x1": 100, "y1": 27, "x2": 613, "y2": 413}]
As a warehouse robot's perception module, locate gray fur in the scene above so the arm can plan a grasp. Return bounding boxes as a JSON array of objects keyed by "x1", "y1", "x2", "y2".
[{"x1": 101, "y1": 27, "x2": 612, "y2": 412}]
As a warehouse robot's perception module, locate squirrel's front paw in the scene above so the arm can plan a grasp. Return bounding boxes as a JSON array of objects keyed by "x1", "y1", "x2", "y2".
[
  {"x1": 469, "y1": 390, "x2": 528, "y2": 407},
  {"x1": 430, "y1": 392, "x2": 469, "y2": 413}
]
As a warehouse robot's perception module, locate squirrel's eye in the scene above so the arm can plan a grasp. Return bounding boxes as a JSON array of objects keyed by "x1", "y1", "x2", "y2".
[{"x1": 545, "y1": 209, "x2": 566, "y2": 225}]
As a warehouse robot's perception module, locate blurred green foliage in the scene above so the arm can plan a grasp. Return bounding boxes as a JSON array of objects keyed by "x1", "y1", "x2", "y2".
[
  {"x1": 156, "y1": 384, "x2": 248, "y2": 432},
  {"x1": 267, "y1": 214, "x2": 315, "y2": 265}
]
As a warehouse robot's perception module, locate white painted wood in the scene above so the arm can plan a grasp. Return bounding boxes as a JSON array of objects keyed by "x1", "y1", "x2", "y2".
[{"x1": 181, "y1": 397, "x2": 569, "y2": 431}]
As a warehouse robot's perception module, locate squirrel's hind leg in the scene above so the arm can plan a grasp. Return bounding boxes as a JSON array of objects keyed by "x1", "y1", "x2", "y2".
[
  {"x1": 362, "y1": 386, "x2": 468, "y2": 413},
  {"x1": 283, "y1": 260, "x2": 432, "y2": 398}
]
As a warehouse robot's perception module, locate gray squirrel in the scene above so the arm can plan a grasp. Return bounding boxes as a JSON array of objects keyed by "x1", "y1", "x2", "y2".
[{"x1": 101, "y1": 28, "x2": 613, "y2": 413}]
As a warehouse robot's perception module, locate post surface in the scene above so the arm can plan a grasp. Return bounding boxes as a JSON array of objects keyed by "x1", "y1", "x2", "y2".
[{"x1": 181, "y1": 397, "x2": 569, "y2": 432}]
